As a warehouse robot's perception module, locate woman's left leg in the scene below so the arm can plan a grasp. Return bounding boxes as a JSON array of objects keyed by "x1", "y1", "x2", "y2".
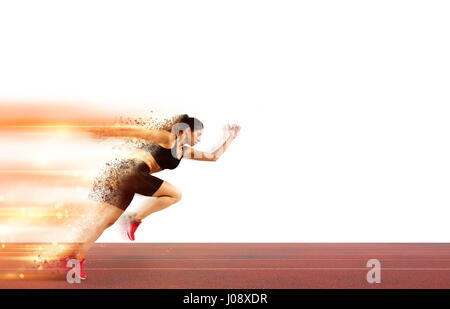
[{"x1": 131, "y1": 180, "x2": 182, "y2": 221}]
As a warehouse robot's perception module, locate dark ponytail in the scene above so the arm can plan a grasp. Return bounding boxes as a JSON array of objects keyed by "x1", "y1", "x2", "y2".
[{"x1": 172, "y1": 114, "x2": 204, "y2": 135}]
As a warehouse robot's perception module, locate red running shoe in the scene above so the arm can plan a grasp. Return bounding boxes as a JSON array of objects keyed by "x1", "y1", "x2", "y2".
[
  {"x1": 80, "y1": 258, "x2": 87, "y2": 280},
  {"x1": 126, "y1": 220, "x2": 142, "y2": 241}
]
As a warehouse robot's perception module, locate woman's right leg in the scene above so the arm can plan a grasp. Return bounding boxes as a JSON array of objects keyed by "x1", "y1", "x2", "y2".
[{"x1": 74, "y1": 201, "x2": 124, "y2": 261}]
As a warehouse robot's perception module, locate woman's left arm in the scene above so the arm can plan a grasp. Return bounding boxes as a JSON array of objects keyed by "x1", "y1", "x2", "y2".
[{"x1": 184, "y1": 124, "x2": 241, "y2": 161}]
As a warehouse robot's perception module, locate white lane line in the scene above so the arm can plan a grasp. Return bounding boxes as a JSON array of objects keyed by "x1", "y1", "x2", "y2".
[
  {"x1": 0, "y1": 267, "x2": 450, "y2": 271},
  {"x1": 6, "y1": 255, "x2": 450, "y2": 262},
  {"x1": 6, "y1": 256, "x2": 450, "y2": 261},
  {"x1": 86, "y1": 267, "x2": 450, "y2": 271}
]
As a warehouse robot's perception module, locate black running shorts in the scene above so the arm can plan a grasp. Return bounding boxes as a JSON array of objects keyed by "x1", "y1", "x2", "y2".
[{"x1": 88, "y1": 158, "x2": 164, "y2": 211}]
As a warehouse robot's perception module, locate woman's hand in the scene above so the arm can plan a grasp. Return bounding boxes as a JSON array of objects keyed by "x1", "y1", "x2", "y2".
[{"x1": 227, "y1": 123, "x2": 241, "y2": 139}]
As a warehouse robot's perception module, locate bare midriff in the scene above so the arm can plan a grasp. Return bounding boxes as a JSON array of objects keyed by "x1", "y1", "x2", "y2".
[{"x1": 123, "y1": 149, "x2": 162, "y2": 173}]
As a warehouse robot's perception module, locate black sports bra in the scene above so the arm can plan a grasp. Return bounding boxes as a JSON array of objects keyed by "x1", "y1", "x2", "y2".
[{"x1": 149, "y1": 138, "x2": 185, "y2": 170}]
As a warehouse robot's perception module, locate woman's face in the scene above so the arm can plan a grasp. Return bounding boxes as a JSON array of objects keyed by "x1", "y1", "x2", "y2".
[
  {"x1": 180, "y1": 128, "x2": 202, "y2": 146},
  {"x1": 190, "y1": 128, "x2": 203, "y2": 146}
]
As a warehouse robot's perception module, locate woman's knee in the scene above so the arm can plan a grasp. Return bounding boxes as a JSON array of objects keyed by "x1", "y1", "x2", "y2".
[
  {"x1": 173, "y1": 189, "x2": 182, "y2": 202},
  {"x1": 154, "y1": 181, "x2": 182, "y2": 202},
  {"x1": 104, "y1": 219, "x2": 116, "y2": 229},
  {"x1": 96, "y1": 203, "x2": 123, "y2": 229},
  {"x1": 164, "y1": 188, "x2": 182, "y2": 203}
]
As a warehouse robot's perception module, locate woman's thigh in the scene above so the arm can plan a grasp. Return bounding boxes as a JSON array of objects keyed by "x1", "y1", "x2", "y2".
[
  {"x1": 151, "y1": 180, "x2": 182, "y2": 199},
  {"x1": 95, "y1": 201, "x2": 124, "y2": 227}
]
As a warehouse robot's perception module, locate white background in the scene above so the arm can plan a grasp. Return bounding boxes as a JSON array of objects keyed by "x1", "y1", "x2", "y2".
[{"x1": 1, "y1": 0, "x2": 449, "y2": 242}]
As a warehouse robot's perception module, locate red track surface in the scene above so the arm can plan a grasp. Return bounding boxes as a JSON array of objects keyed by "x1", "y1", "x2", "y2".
[{"x1": 2, "y1": 243, "x2": 450, "y2": 289}]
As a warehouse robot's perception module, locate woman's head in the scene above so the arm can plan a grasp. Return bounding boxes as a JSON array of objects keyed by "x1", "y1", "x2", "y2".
[{"x1": 172, "y1": 114, "x2": 204, "y2": 146}]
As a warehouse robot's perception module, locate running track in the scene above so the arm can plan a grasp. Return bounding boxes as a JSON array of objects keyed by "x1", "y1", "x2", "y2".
[{"x1": 2, "y1": 243, "x2": 450, "y2": 288}]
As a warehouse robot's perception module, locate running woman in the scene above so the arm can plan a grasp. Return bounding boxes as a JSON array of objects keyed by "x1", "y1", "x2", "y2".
[{"x1": 69, "y1": 114, "x2": 240, "y2": 279}]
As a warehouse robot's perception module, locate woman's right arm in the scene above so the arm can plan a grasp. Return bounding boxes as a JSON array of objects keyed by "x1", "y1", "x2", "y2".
[{"x1": 88, "y1": 125, "x2": 174, "y2": 148}]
